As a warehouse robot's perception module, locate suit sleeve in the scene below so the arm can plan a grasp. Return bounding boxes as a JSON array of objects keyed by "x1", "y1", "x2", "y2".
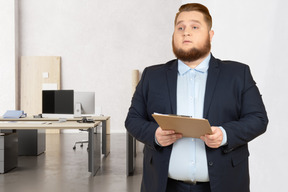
[
  {"x1": 222, "y1": 65, "x2": 268, "y2": 153},
  {"x1": 125, "y1": 68, "x2": 160, "y2": 151}
]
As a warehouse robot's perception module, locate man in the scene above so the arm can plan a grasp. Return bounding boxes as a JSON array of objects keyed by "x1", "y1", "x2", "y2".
[{"x1": 125, "y1": 3, "x2": 268, "y2": 192}]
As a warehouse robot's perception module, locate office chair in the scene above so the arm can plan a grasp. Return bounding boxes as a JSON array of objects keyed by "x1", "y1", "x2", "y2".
[
  {"x1": 72, "y1": 129, "x2": 89, "y2": 150},
  {"x1": 72, "y1": 117, "x2": 100, "y2": 151}
]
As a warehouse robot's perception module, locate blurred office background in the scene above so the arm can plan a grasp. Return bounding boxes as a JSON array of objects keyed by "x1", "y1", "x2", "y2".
[{"x1": 0, "y1": 0, "x2": 287, "y2": 191}]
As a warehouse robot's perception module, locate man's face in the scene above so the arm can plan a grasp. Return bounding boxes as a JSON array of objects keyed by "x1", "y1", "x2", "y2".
[{"x1": 172, "y1": 11, "x2": 214, "y2": 63}]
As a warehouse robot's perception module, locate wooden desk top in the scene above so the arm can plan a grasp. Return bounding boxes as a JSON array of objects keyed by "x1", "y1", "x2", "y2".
[
  {"x1": 0, "y1": 120, "x2": 100, "y2": 130},
  {"x1": 0, "y1": 116, "x2": 110, "y2": 121}
]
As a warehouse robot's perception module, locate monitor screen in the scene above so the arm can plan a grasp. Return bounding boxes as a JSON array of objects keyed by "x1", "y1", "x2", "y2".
[
  {"x1": 74, "y1": 92, "x2": 95, "y2": 115},
  {"x1": 42, "y1": 90, "x2": 74, "y2": 114}
]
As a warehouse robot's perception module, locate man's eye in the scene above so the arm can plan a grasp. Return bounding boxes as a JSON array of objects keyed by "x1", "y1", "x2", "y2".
[
  {"x1": 192, "y1": 26, "x2": 199, "y2": 29},
  {"x1": 178, "y1": 27, "x2": 184, "y2": 30}
]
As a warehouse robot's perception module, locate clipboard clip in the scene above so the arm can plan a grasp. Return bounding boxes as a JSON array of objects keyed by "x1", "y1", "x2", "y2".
[{"x1": 168, "y1": 114, "x2": 193, "y2": 118}]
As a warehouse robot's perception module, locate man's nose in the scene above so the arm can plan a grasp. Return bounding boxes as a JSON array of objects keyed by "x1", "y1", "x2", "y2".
[{"x1": 183, "y1": 29, "x2": 191, "y2": 36}]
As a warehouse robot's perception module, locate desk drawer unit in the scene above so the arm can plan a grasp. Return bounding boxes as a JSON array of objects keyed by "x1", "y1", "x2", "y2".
[{"x1": 0, "y1": 132, "x2": 18, "y2": 173}]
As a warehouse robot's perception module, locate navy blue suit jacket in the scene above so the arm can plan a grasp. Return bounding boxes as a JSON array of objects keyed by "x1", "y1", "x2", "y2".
[{"x1": 125, "y1": 55, "x2": 268, "y2": 192}]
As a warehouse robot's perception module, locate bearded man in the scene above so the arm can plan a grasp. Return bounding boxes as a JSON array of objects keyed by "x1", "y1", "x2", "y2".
[{"x1": 125, "y1": 3, "x2": 268, "y2": 192}]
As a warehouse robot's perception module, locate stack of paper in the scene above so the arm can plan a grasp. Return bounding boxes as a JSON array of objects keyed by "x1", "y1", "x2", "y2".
[{"x1": 3, "y1": 110, "x2": 25, "y2": 119}]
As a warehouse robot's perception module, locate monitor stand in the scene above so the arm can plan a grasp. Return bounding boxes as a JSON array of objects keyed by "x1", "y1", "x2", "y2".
[{"x1": 74, "y1": 103, "x2": 82, "y2": 118}]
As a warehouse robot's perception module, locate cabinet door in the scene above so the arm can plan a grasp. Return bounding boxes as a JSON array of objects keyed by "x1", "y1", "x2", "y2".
[{"x1": 21, "y1": 56, "x2": 61, "y2": 133}]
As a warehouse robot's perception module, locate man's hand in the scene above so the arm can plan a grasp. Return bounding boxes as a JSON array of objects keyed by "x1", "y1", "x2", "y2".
[
  {"x1": 200, "y1": 126, "x2": 223, "y2": 148},
  {"x1": 155, "y1": 127, "x2": 182, "y2": 147}
]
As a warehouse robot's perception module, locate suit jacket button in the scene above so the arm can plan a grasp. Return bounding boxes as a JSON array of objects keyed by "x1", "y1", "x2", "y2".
[{"x1": 208, "y1": 161, "x2": 213, "y2": 166}]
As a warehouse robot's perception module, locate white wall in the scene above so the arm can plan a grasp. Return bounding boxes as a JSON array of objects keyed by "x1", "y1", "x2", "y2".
[
  {"x1": 19, "y1": 0, "x2": 182, "y2": 133},
  {"x1": 184, "y1": 0, "x2": 288, "y2": 191},
  {"x1": 0, "y1": 0, "x2": 17, "y2": 114},
  {"x1": 11, "y1": 0, "x2": 288, "y2": 191}
]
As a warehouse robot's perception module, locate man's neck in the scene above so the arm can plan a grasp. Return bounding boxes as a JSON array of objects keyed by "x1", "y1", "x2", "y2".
[{"x1": 182, "y1": 52, "x2": 210, "y2": 69}]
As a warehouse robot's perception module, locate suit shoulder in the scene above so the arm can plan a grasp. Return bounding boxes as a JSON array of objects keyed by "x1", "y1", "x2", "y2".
[
  {"x1": 211, "y1": 58, "x2": 250, "y2": 75},
  {"x1": 144, "y1": 59, "x2": 177, "y2": 72},
  {"x1": 140, "y1": 59, "x2": 177, "y2": 83},
  {"x1": 218, "y1": 59, "x2": 249, "y2": 70}
]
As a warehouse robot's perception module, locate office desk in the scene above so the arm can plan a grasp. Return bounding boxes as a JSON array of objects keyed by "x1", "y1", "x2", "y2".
[
  {"x1": 0, "y1": 120, "x2": 101, "y2": 176},
  {"x1": 0, "y1": 116, "x2": 111, "y2": 157},
  {"x1": 88, "y1": 116, "x2": 110, "y2": 156},
  {"x1": 69, "y1": 116, "x2": 111, "y2": 156},
  {"x1": 48, "y1": 116, "x2": 111, "y2": 156}
]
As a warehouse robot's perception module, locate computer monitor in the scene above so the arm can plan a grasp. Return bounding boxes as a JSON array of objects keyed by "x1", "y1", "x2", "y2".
[
  {"x1": 74, "y1": 92, "x2": 95, "y2": 117},
  {"x1": 42, "y1": 90, "x2": 74, "y2": 118}
]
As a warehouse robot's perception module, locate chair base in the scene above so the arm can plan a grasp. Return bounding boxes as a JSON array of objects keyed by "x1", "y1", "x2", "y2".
[{"x1": 73, "y1": 140, "x2": 89, "y2": 150}]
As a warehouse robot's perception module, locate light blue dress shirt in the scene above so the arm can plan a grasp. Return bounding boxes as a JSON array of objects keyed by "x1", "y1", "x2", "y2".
[{"x1": 168, "y1": 54, "x2": 227, "y2": 182}]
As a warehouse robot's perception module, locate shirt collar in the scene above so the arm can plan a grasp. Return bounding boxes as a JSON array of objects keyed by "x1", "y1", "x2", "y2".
[{"x1": 178, "y1": 53, "x2": 211, "y2": 75}]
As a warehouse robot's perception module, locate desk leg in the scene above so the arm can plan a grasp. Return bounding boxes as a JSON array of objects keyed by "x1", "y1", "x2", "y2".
[
  {"x1": 88, "y1": 127, "x2": 101, "y2": 176},
  {"x1": 101, "y1": 119, "x2": 110, "y2": 157},
  {"x1": 126, "y1": 132, "x2": 135, "y2": 176}
]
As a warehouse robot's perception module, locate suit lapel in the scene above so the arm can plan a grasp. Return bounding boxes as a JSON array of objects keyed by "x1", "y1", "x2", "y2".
[
  {"x1": 203, "y1": 56, "x2": 220, "y2": 118},
  {"x1": 166, "y1": 60, "x2": 178, "y2": 114}
]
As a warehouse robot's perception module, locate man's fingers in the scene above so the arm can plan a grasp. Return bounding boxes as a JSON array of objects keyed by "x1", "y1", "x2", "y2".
[
  {"x1": 200, "y1": 127, "x2": 223, "y2": 148},
  {"x1": 156, "y1": 127, "x2": 182, "y2": 146}
]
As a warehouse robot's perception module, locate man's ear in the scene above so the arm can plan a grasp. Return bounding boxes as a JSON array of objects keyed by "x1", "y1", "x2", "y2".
[{"x1": 209, "y1": 30, "x2": 214, "y2": 42}]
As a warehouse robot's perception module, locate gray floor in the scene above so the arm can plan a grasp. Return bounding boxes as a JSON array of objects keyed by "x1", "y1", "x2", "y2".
[{"x1": 0, "y1": 133, "x2": 143, "y2": 192}]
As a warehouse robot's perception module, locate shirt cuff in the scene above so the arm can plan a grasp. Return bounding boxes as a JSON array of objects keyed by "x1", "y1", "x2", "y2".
[
  {"x1": 155, "y1": 135, "x2": 163, "y2": 147},
  {"x1": 219, "y1": 126, "x2": 228, "y2": 146}
]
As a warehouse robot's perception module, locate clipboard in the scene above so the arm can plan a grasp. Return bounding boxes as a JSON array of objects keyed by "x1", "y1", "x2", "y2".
[{"x1": 152, "y1": 113, "x2": 212, "y2": 138}]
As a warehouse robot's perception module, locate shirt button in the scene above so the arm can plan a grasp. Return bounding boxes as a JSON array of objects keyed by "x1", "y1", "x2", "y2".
[{"x1": 208, "y1": 161, "x2": 214, "y2": 166}]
